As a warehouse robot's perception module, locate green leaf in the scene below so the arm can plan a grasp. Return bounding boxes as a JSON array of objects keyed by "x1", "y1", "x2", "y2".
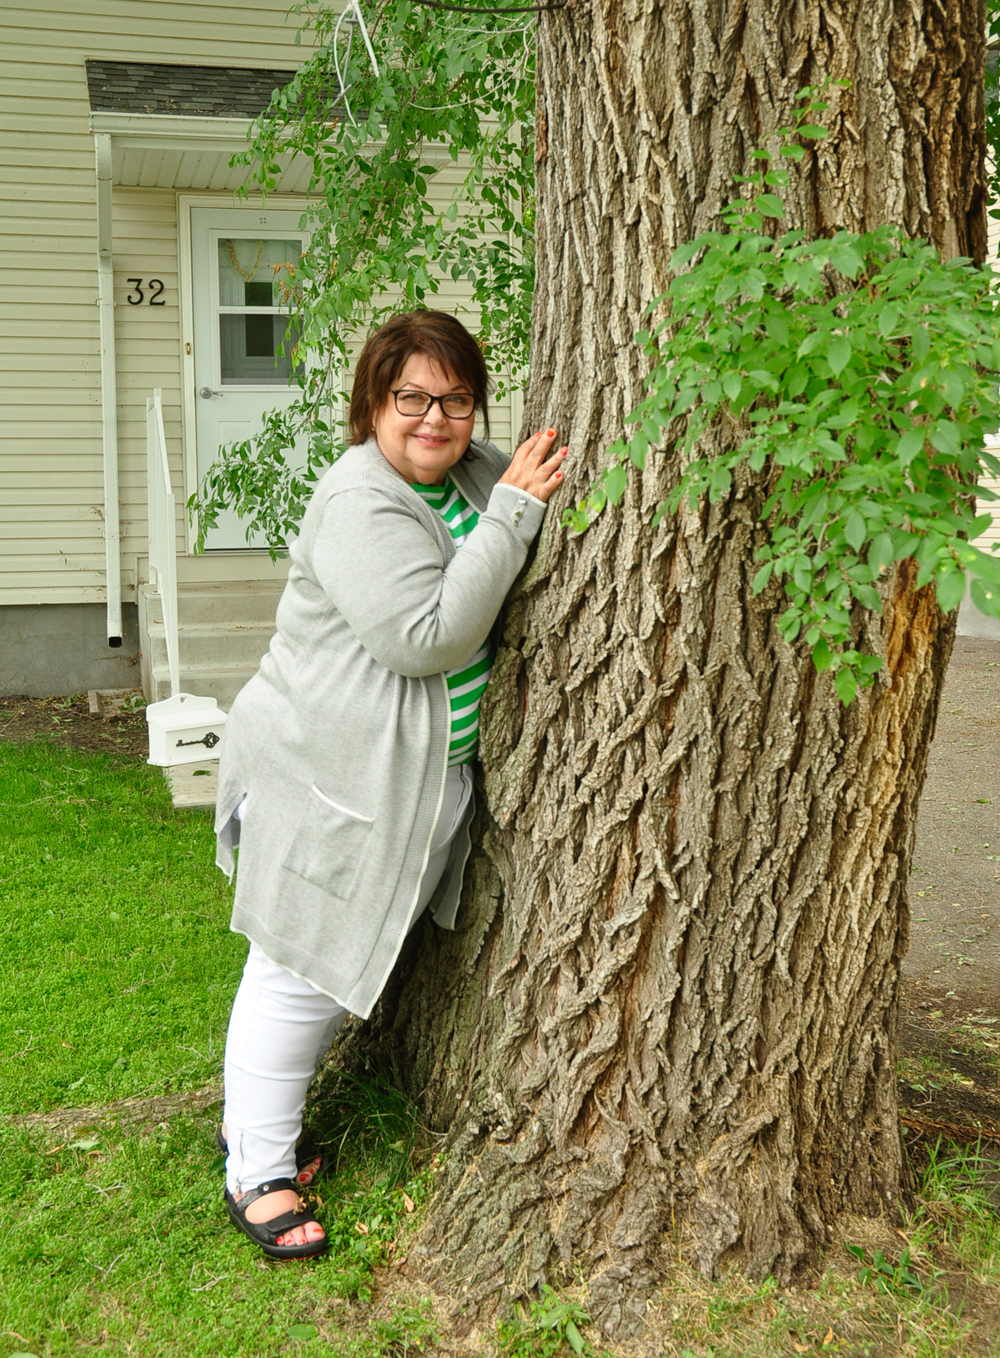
[
  {"x1": 765, "y1": 309, "x2": 790, "y2": 344},
  {"x1": 605, "y1": 463, "x2": 628, "y2": 505},
  {"x1": 69, "y1": 1137, "x2": 100, "y2": 1152},
  {"x1": 828, "y1": 243, "x2": 864, "y2": 277},
  {"x1": 915, "y1": 555, "x2": 938, "y2": 590},
  {"x1": 756, "y1": 193, "x2": 785, "y2": 218},
  {"x1": 851, "y1": 583, "x2": 882, "y2": 611},
  {"x1": 971, "y1": 577, "x2": 1000, "y2": 618},
  {"x1": 844, "y1": 512, "x2": 866, "y2": 552},
  {"x1": 670, "y1": 241, "x2": 701, "y2": 269},
  {"x1": 827, "y1": 335, "x2": 851, "y2": 377},
  {"x1": 868, "y1": 532, "x2": 893, "y2": 574},
  {"x1": 287, "y1": 1324, "x2": 319, "y2": 1342},
  {"x1": 857, "y1": 655, "x2": 884, "y2": 676},
  {"x1": 896, "y1": 428, "x2": 925, "y2": 465},
  {"x1": 835, "y1": 667, "x2": 858, "y2": 705},
  {"x1": 812, "y1": 638, "x2": 832, "y2": 672},
  {"x1": 752, "y1": 561, "x2": 775, "y2": 595},
  {"x1": 796, "y1": 329, "x2": 826, "y2": 359},
  {"x1": 935, "y1": 569, "x2": 966, "y2": 614},
  {"x1": 967, "y1": 546, "x2": 1000, "y2": 587},
  {"x1": 565, "y1": 1320, "x2": 586, "y2": 1356},
  {"x1": 722, "y1": 371, "x2": 742, "y2": 401},
  {"x1": 797, "y1": 123, "x2": 829, "y2": 139},
  {"x1": 928, "y1": 421, "x2": 960, "y2": 457}
]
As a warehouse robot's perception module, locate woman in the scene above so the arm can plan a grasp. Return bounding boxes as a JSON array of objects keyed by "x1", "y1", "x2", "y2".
[{"x1": 214, "y1": 310, "x2": 567, "y2": 1258}]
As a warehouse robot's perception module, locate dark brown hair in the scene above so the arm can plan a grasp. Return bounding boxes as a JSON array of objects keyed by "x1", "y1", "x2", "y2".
[{"x1": 348, "y1": 310, "x2": 491, "y2": 444}]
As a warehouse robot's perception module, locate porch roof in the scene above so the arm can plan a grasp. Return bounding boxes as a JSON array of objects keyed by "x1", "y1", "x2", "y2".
[
  {"x1": 86, "y1": 58, "x2": 314, "y2": 193},
  {"x1": 85, "y1": 59, "x2": 297, "y2": 120}
]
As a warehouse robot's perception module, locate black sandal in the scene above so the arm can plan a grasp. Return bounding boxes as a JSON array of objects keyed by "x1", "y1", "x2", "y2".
[
  {"x1": 216, "y1": 1125, "x2": 329, "y2": 1187},
  {"x1": 225, "y1": 1179, "x2": 329, "y2": 1260}
]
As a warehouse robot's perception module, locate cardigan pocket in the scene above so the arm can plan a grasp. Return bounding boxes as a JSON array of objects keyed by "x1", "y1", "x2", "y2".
[{"x1": 282, "y1": 785, "x2": 374, "y2": 899}]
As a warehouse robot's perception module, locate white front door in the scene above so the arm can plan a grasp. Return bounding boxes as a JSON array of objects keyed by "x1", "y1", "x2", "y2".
[{"x1": 191, "y1": 206, "x2": 309, "y2": 550}]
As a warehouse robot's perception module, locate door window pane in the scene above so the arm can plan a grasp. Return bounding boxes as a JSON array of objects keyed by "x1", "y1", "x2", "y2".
[
  {"x1": 216, "y1": 236, "x2": 302, "y2": 385},
  {"x1": 217, "y1": 237, "x2": 298, "y2": 306},
  {"x1": 219, "y1": 315, "x2": 301, "y2": 385}
]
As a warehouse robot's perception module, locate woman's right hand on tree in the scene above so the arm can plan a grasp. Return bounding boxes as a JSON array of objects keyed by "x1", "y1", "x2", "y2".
[{"x1": 497, "y1": 428, "x2": 568, "y2": 504}]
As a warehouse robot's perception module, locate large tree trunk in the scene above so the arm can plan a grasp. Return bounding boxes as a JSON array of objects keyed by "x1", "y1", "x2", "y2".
[{"x1": 359, "y1": 0, "x2": 986, "y2": 1335}]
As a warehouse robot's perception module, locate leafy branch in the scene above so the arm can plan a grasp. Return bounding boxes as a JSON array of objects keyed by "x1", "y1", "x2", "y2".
[
  {"x1": 567, "y1": 86, "x2": 1000, "y2": 703},
  {"x1": 190, "y1": 0, "x2": 535, "y2": 554}
]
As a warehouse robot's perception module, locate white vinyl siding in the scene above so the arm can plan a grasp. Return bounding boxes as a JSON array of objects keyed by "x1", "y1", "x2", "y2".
[
  {"x1": 0, "y1": 0, "x2": 305, "y2": 606},
  {"x1": 111, "y1": 189, "x2": 186, "y2": 567}
]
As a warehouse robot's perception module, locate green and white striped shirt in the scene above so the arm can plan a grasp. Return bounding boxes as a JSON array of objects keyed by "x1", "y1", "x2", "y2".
[{"x1": 409, "y1": 477, "x2": 493, "y2": 765}]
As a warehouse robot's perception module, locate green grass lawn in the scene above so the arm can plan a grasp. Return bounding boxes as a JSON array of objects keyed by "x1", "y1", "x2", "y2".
[
  {"x1": 0, "y1": 741, "x2": 436, "y2": 1358},
  {"x1": 0, "y1": 739, "x2": 243, "y2": 1114}
]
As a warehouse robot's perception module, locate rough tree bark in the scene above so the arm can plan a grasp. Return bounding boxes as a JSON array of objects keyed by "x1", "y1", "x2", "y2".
[{"x1": 358, "y1": 0, "x2": 987, "y2": 1335}]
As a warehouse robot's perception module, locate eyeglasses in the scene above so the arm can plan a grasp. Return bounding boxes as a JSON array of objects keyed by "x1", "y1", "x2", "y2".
[{"x1": 391, "y1": 388, "x2": 476, "y2": 419}]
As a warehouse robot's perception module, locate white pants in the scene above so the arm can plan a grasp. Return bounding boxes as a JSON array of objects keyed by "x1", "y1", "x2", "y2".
[{"x1": 223, "y1": 765, "x2": 471, "y2": 1192}]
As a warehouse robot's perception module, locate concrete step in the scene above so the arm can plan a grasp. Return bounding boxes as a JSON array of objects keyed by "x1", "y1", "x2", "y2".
[
  {"x1": 145, "y1": 620, "x2": 275, "y2": 668},
  {"x1": 139, "y1": 580, "x2": 282, "y2": 710},
  {"x1": 147, "y1": 662, "x2": 260, "y2": 710},
  {"x1": 143, "y1": 581, "x2": 283, "y2": 628}
]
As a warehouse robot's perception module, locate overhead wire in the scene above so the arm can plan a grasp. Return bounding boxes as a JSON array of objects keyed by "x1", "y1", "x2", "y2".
[{"x1": 333, "y1": 0, "x2": 382, "y2": 127}]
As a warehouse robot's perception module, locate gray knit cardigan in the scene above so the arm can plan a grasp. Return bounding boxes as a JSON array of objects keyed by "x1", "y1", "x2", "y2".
[{"x1": 214, "y1": 436, "x2": 546, "y2": 1017}]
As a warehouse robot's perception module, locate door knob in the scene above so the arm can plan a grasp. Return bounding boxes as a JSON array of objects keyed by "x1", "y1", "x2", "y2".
[{"x1": 199, "y1": 386, "x2": 223, "y2": 399}]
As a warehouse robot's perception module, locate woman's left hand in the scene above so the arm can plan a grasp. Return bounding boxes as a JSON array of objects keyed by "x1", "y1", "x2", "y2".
[{"x1": 497, "y1": 428, "x2": 568, "y2": 503}]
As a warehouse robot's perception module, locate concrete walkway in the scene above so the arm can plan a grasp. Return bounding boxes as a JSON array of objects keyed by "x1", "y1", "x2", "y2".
[
  {"x1": 907, "y1": 635, "x2": 1000, "y2": 1007},
  {"x1": 164, "y1": 759, "x2": 218, "y2": 809}
]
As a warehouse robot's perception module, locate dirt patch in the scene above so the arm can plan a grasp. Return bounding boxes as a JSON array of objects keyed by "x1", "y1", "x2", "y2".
[
  {"x1": 0, "y1": 691, "x2": 150, "y2": 760},
  {"x1": 899, "y1": 980, "x2": 1000, "y2": 1164}
]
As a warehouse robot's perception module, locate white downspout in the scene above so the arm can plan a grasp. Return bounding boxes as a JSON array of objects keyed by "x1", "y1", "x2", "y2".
[{"x1": 94, "y1": 132, "x2": 123, "y2": 646}]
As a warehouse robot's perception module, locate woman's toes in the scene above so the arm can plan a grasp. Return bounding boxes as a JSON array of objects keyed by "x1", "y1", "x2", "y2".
[
  {"x1": 295, "y1": 1154, "x2": 323, "y2": 1187},
  {"x1": 276, "y1": 1220, "x2": 326, "y2": 1248},
  {"x1": 240, "y1": 1187, "x2": 326, "y2": 1251}
]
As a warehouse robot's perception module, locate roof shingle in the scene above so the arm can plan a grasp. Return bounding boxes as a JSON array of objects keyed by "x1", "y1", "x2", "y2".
[{"x1": 85, "y1": 59, "x2": 297, "y2": 118}]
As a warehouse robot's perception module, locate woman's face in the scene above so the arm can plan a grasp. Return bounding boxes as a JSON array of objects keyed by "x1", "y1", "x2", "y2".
[{"x1": 372, "y1": 353, "x2": 476, "y2": 486}]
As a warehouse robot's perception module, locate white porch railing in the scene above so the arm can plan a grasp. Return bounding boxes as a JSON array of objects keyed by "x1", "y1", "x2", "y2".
[{"x1": 146, "y1": 388, "x2": 180, "y2": 697}]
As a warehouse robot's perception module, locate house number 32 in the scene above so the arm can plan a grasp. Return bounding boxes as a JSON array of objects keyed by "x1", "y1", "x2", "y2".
[{"x1": 125, "y1": 278, "x2": 166, "y2": 305}]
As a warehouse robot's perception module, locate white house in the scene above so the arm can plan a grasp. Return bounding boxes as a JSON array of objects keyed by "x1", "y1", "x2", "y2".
[{"x1": 0, "y1": 0, "x2": 523, "y2": 704}]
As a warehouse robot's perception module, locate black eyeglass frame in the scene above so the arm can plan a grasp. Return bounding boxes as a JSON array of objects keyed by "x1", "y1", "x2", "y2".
[{"x1": 390, "y1": 388, "x2": 477, "y2": 419}]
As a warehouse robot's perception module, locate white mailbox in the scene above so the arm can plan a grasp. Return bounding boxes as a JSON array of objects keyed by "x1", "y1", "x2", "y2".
[{"x1": 146, "y1": 693, "x2": 228, "y2": 767}]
